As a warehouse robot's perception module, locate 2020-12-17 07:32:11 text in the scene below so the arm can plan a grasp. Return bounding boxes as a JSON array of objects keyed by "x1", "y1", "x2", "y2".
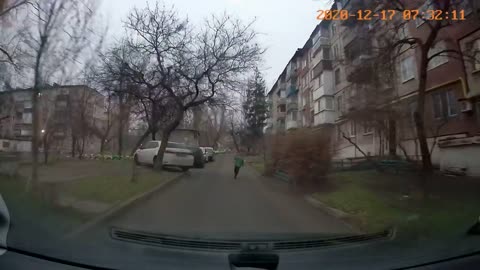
[{"x1": 316, "y1": 9, "x2": 466, "y2": 21}]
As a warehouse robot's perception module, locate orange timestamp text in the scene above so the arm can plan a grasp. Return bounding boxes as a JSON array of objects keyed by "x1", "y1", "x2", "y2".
[{"x1": 316, "y1": 9, "x2": 467, "y2": 21}]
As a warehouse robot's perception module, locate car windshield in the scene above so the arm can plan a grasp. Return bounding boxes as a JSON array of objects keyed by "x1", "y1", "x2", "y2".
[
  {"x1": 1, "y1": 0, "x2": 480, "y2": 268},
  {"x1": 167, "y1": 142, "x2": 187, "y2": 149}
]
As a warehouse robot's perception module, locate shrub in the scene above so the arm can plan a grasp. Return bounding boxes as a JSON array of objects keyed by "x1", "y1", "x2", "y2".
[{"x1": 269, "y1": 129, "x2": 331, "y2": 186}]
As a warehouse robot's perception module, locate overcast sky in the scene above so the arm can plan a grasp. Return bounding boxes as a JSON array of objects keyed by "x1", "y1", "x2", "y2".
[{"x1": 99, "y1": 0, "x2": 331, "y2": 90}]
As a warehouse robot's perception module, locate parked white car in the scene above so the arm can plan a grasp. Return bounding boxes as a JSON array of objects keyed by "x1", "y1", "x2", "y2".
[
  {"x1": 201, "y1": 147, "x2": 215, "y2": 162},
  {"x1": 134, "y1": 141, "x2": 194, "y2": 171},
  {"x1": 199, "y1": 147, "x2": 209, "y2": 163}
]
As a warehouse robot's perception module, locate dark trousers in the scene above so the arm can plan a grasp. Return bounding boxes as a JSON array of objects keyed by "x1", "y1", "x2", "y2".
[{"x1": 234, "y1": 166, "x2": 241, "y2": 179}]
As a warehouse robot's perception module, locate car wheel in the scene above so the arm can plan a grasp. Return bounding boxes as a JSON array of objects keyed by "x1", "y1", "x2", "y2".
[{"x1": 181, "y1": 167, "x2": 190, "y2": 172}]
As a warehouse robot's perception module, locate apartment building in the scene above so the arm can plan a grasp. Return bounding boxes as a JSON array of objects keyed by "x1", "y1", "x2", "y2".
[
  {"x1": 0, "y1": 85, "x2": 109, "y2": 155},
  {"x1": 266, "y1": 0, "x2": 480, "y2": 175}
]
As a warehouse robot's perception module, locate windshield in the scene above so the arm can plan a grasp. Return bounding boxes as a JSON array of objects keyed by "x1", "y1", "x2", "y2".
[{"x1": 1, "y1": 0, "x2": 480, "y2": 268}]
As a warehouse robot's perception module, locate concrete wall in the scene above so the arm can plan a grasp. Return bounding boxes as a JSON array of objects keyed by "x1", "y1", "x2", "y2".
[{"x1": 440, "y1": 145, "x2": 480, "y2": 177}]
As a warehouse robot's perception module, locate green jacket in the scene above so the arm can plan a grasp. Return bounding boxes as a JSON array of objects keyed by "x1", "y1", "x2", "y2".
[{"x1": 234, "y1": 156, "x2": 245, "y2": 168}]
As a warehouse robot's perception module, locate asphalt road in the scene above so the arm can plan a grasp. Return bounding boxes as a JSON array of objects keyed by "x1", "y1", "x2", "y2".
[{"x1": 82, "y1": 154, "x2": 353, "y2": 241}]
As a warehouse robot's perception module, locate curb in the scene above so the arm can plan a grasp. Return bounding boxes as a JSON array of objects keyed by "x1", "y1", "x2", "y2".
[
  {"x1": 304, "y1": 195, "x2": 362, "y2": 234},
  {"x1": 63, "y1": 173, "x2": 185, "y2": 240}
]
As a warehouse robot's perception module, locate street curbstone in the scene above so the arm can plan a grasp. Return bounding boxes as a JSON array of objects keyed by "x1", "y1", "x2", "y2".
[
  {"x1": 304, "y1": 195, "x2": 362, "y2": 234},
  {"x1": 63, "y1": 172, "x2": 185, "y2": 240}
]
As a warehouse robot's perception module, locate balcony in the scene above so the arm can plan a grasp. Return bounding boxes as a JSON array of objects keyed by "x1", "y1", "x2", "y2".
[
  {"x1": 342, "y1": 24, "x2": 371, "y2": 48},
  {"x1": 313, "y1": 86, "x2": 328, "y2": 101},
  {"x1": 346, "y1": 55, "x2": 375, "y2": 83},
  {"x1": 277, "y1": 97, "x2": 286, "y2": 105},
  {"x1": 287, "y1": 85, "x2": 299, "y2": 98},
  {"x1": 286, "y1": 120, "x2": 298, "y2": 130},
  {"x1": 277, "y1": 111, "x2": 286, "y2": 119},
  {"x1": 314, "y1": 111, "x2": 336, "y2": 126},
  {"x1": 312, "y1": 37, "x2": 330, "y2": 56},
  {"x1": 287, "y1": 100, "x2": 298, "y2": 111},
  {"x1": 313, "y1": 60, "x2": 332, "y2": 79}
]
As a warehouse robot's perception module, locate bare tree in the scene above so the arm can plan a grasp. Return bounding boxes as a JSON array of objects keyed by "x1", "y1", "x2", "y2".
[
  {"x1": 90, "y1": 92, "x2": 117, "y2": 155},
  {"x1": 38, "y1": 92, "x2": 62, "y2": 164},
  {"x1": 0, "y1": 0, "x2": 29, "y2": 67},
  {"x1": 342, "y1": 0, "x2": 479, "y2": 172},
  {"x1": 123, "y1": 4, "x2": 264, "y2": 169},
  {"x1": 20, "y1": 0, "x2": 99, "y2": 190},
  {"x1": 381, "y1": 0, "x2": 476, "y2": 172}
]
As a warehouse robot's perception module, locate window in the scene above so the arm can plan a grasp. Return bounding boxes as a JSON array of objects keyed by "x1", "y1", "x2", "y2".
[
  {"x1": 325, "y1": 97, "x2": 334, "y2": 110},
  {"x1": 475, "y1": 50, "x2": 480, "y2": 71},
  {"x1": 337, "y1": 125, "x2": 342, "y2": 140},
  {"x1": 333, "y1": 45, "x2": 339, "y2": 59},
  {"x1": 433, "y1": 93, "x2": 444, "y2": 119},
  {"x1": 455, "y1": 0, "x2": 473, "y2": 15},
  {"x1": 278, "y1": 104, "x2": 286, "y2": 113},
  {"x1": 323, "y1": 47, "x2": 331, "y2": 60},
  {"x1": 432, "y1": 90, "x2": 458, "y2": 119},
  {"x1": 144, "y1": 141, "x2": 159, "y2": 149},
  {"x1": 20, "y1": 129, "x2": 32, "y2": 136},
  {"x1": 317, "y1": 100, "x2": 321, "y2": 112},
  {"x1": 331, "y1": 23, "x2": 336, "y2": 36},
  {"x1": 22, "y1": 113, "x2": 32, "y2": 124},
  {"x1": 335, "y1": 69, "x2": 341, "y2": 85},
  {"x1": 398, "y1": 23, "x2": 410, "y2": 40},
  {"x1": 24, "y1": 101, "x2": 32, "y2": 109},
  {"x1": 416, "y1": 0, "x2": 434, "y2": 27},
  {"x1": 350, "y1": 121, "x2": 356, "y2": 136},
  {"x1": 428, "y1": 41, "x2": 449, "y2": 70},
  {"x1": 310, "y1": 110, "x2": 315, "y2": 124},
  {"x1": 2, "y1": 141, "x2": 10, "y2": 148},
  {"x1": 363, "y1": 121, "x2": 373, "y2": 134},
  {"x1": 471, "y1": 39, "x2": 480, "y2": 71},
  {"x1": 400, "y1": 56, "x2": 416, "y2": 82},
  {"x1": 446, "y1": 90, "x2": 458, "y2": 116},
  {"x1": 337, "y1": 95, "x2": 343, "y2": 114},
  {"x1": 291, "y1": 111, "x2": 298, "y2": 121},
  {"x1": 56, "y1": 100, "x2": 68, "y2": 108}
]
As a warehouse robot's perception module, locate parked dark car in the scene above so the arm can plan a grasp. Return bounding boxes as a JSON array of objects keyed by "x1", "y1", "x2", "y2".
[{"x1": 187, "y1": 146, "x2": 205, "y2": 168}]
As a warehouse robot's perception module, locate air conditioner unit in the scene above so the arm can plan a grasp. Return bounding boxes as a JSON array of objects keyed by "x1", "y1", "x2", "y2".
[{"x1": 460, "y1": 99, "x2": 473, "y2": 113}]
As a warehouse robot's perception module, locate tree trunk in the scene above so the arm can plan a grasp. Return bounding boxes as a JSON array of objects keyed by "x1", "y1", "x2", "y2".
[
  {"x1": 71, "y1": 134, "x2": 78, "y2": 157},
  {"x1": 29, "y1": 86, "x2": 40, "y2": 192},
  {"x1": 78, "y1": 138, "x2": 86, "y2": 160},
  {"x1": 130, "y1": 129, "x2": 151, "y2": 156},
  {"x1": 100, "y1": 139, "x2": 105, "y2": 155},
  {"x1": 117, "y1": 100, "x2": 125, "y2": 157},
  {"x1": 43, "y1": 135, "x2": 49, "y2": 165},
  {"x1": 154, "y1": 111, "x2": 184, "y2": 170},
  {"x1": 193, "y1": 107, "x2": 202, "y2": 131},
  {"x1": 415, "y1": 46, "x2": 433, "y2": 172},
  {"x1": 388, "y1": 119, "x2": 397, "y2": 158}
]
